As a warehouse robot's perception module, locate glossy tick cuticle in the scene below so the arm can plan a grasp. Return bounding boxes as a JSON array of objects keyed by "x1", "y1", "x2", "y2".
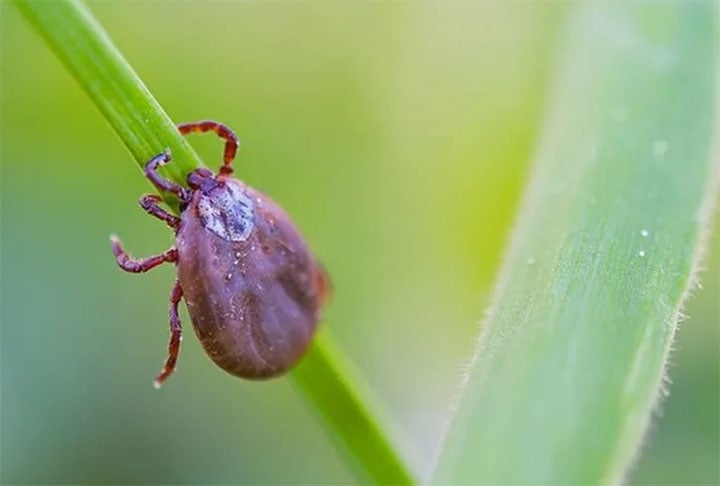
[{"x1": 111, "y1": 120, "x2": 331, "y2": 388}]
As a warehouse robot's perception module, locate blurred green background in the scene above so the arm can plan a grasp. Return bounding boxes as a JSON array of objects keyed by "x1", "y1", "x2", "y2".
[{"x1": 1, "y1": 2, "x2": 717, "y2": 484}]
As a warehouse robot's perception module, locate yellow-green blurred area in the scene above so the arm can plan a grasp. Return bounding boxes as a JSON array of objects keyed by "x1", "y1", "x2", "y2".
[{"x1": 0, "y1": 2, "x2": 717, "y2": 484}]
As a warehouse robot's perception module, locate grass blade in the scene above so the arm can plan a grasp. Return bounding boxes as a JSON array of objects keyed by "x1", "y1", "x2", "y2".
[
  {"x1": 15, "y1": 0, "x2": 200, "y2": 188},
  {"x1": 294, "y1": 330, "x2": 415, "y2": 484},
  {"x1": 432, "y1": 3, "x2": 718, "y2": 483},
  {"x1": 15, "y1": 1, "x2": 414, "y2": 483}
]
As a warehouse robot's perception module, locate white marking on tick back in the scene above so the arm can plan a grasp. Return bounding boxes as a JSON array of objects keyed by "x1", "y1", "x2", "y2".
[
  {"x1": 197, "y1": 180, "x2": 255, "y2": 241},
  {"x1": 652, "y1": 140, "x2": 669, "y2": 158},
  {"x1": 226, "y1": 273, "x2": 232, "y2": 281}
]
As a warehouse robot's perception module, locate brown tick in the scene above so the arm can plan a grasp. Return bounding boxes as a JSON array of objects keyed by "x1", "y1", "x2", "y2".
[{"x1": 111, "y1": 121, "x2": 331, "y2": 388}]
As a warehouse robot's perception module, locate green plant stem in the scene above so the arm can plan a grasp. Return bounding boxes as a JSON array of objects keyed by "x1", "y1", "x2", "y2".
[
  {"x1": 293, "y1": 330, "x2": 414, "y2": 484},
  {"x1": 432, "y1": 2, "x2": 718, "y2": 484},
  {"x1": 16, "y1": 0, "x2": 199, "y2": 190},
  {"x1": 15, "y1": 1, "x2": 415, "y2": 483}
]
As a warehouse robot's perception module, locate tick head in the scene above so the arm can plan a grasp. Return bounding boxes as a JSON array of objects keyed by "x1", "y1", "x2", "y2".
[{"x1": 187, "y1": 167, "x2": 218, "y2": 194}]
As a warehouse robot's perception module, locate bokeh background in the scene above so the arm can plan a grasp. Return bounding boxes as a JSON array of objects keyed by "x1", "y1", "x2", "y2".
[{"x1": 1, "y1": 2, "x2": 717, "y2": 484}]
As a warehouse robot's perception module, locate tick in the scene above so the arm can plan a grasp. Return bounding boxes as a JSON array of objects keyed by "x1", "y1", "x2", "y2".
[{"x1": 111, "y1": 120, "x2": 331, "y2": 388}]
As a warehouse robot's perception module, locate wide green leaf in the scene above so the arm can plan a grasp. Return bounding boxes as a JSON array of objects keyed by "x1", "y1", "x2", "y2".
[{"x1": 433, "y1": 3, "x2": 718, "y2": 483}]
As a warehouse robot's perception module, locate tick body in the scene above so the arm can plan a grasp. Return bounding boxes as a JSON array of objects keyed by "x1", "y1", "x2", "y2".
[{"x1": 111, "y1": 121, "x2": 330, "y2": 387}]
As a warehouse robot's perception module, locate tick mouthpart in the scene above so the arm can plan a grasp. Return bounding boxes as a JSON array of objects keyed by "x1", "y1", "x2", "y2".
[{"x1": 187, "y1": 167, "x2": 218, "y2": 192}]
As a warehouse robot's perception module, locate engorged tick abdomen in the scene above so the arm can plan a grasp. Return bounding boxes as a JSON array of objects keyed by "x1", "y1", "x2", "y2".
[{"x1": 176, "y1": 178, "x2": 328, "y2": 379}]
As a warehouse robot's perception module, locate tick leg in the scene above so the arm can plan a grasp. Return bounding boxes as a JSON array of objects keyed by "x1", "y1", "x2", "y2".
[
  {"x1": 139, "y1": 194, "x2": 180, "y2": 230},
  {"x1": 110, "y1": 235, "x2": 177, "y2": 273},
  {"x1": 145, "y1": 151, "x2": 191, "y2": 203},
  {"x1": 154, "y1": 279, "x2": 183, "y2": 388},
  {"x1": 177, "y1": 120, "x2": 239, "y2": 177}
]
